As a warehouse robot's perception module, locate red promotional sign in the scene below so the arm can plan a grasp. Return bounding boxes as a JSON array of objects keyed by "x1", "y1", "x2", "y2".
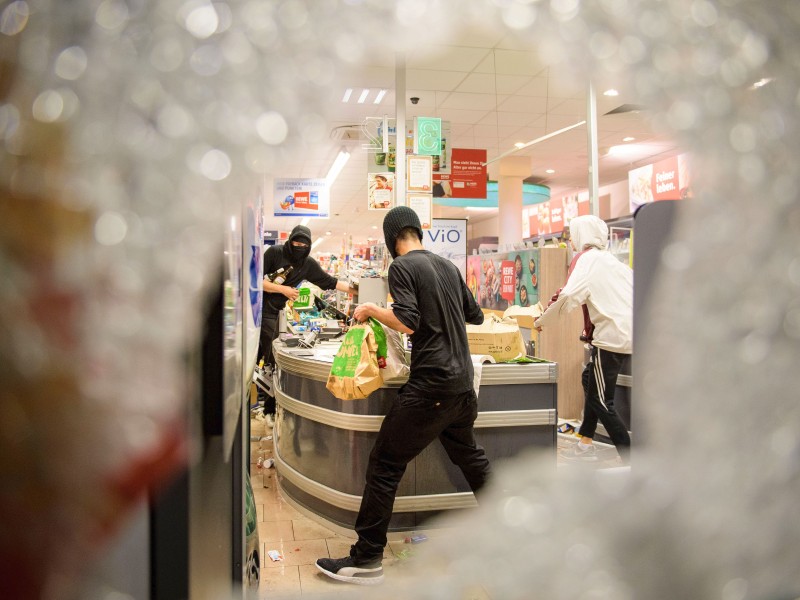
[
  {"x1": 528, "y1": 212, "x2": 539, "y2": 237},
  {"x1": 652, "y1": 155, "x2": 681, "y2": 201},
  {"x1": 500, "y1": 260, "x2": 516, "y2": 301},
  {"x1": 447, "y1": 148, "x2": 487, "y2": 199},
  {"x1": 549, "y1": 198, "x2": 564, "y2": 233}
]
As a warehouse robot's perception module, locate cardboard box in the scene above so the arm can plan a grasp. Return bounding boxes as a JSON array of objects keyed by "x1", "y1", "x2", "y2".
[
  {"x1": 502, "y1": 304, "x2": 544, "y2": 329},
  {"x1": 466, "y1": 315, "x2": 527, "y2": 362},
  {"x1": 502, "y1": 304, "x2": 544, "y2": 356}
]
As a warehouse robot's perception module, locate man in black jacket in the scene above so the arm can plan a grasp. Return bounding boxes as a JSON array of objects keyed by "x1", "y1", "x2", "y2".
[
  {"x1": 257, "y1": 225, "x2": 356, "y2": 423},
  {"x1": 316, "y1": 207, "x2": 491, "y2": 586}
]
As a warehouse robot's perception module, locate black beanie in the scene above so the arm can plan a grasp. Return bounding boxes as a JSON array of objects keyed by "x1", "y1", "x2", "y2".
[{"x1": 383, "y1": 206, "x2": 422, "y2": 259}]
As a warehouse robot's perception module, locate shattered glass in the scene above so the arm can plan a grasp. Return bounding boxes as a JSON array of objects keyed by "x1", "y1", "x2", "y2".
[{"x1": 1, "y1": 0, "x2": 798, "y2": 598}]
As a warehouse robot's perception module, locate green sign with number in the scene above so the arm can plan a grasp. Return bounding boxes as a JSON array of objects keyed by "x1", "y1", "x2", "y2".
[
  {"x1": 293, "y1": 287, "x2": 312, "y2": 310},
  {"x1": 415, "y1": 117, "x2": 442, "y2": 156}
]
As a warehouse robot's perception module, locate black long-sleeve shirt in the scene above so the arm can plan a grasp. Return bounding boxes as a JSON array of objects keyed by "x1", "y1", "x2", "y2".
[
  {"x1": 261, "y1": 245, "x2": 338, "y2": 317},
  {"x1": 388, "y1": 250, "x2": 483, "y2": 396}
]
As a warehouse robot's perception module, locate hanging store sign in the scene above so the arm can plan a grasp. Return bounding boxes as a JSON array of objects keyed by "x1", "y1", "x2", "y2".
[
  {"x1": 368, "y1": 172, "x2": 395, "y2": 210},
  {"x1": 407, "y1": 154, "x2": 432, "y2": 192},
  {"x1": 272, "y1": 178, "x2": 330, "y2": 218},
  {"x1": 414, "y1": 117, "x2": 442, "y2": 156},
  {"x1": 407, "y1": 194, "x2": 432, "y2": 230},
  {"x1": 433, "y1": 148, "x2": 487, "y2": 199}
]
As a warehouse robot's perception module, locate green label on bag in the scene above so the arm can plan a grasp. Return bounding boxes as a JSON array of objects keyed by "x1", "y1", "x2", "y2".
[
  {"x1": 330, "y1": 326, "x2": 368, "y2": 377},
  {"x1": 368, "y1": 318, "x2": 387, "y2": 359},
  {"x1": 293, "y1": 287, "x2": 312, "y2": 309}
]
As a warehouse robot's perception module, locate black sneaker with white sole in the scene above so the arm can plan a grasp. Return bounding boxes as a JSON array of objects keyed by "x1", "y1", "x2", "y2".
[{"x1": 316, "y1": 555, "x2": 384, "y2": 585}]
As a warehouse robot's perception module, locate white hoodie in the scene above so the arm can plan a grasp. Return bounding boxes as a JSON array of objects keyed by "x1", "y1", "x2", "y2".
[{"x1": 534, "y1": 215, "x2": 633, "y2": 354}]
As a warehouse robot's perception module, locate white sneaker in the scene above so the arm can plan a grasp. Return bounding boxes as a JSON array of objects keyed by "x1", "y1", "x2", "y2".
[{"x1": 563, "y1": 442, "x2": 598, "y2": 461}]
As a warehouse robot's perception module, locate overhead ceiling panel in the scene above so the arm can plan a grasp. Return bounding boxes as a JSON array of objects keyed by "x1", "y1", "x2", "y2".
[{"x1": 407, "y1": 45, "x2": 492, "y2": 72}]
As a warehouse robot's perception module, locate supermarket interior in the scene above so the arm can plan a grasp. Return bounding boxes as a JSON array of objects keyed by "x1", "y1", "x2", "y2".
[{"x1": 2, "y1": 1, "x2": 800, "y2": 599}]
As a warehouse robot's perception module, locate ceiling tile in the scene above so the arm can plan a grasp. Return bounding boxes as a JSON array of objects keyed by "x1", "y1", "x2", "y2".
[
  {"x1": 407, "y1": 45, "x2": 492, "y2": 72},
  {"x1": 406, "y1": 69, "x2": 467, "y2": 91},
  {"x1": 440, "y1": 92, "x2": 507, "y2": 111},
  {"x1": 492, "y1": 49, "x2": 548, "y2": 77}
]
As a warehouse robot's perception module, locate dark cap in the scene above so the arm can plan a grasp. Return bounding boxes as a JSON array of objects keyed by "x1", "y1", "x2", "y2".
[{"x1": 383, "y1": 206, "x2": 422, "y2": 259}]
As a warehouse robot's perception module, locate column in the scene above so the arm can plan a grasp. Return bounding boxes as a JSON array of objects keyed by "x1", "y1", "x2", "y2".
[{"x1": 497, "y1": 156, "x2": 531, "y2": 249}]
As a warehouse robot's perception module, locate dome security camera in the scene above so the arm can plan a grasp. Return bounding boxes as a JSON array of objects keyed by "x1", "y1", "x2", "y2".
[{"x1": 410, "y1": 97, "x2": 420, "y2": 105}]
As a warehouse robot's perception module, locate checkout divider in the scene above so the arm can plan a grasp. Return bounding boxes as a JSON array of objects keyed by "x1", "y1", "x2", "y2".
[{"x1": 270, "y1": 340, "x2": 558, "y2": 533}]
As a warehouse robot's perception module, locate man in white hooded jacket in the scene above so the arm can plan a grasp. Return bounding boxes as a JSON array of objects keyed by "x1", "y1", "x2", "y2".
[{"x1": 535, "y1": 215, "x2": 632, "y2": 462}]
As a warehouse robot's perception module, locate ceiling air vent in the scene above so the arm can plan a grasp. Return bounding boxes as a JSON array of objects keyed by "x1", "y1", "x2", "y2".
[
  {"x1": 604, "y1": 104, "x2": 648, "y2": 115},
  {"x1": 330, "y1": 125, "x2": 363, "y2": 142}
]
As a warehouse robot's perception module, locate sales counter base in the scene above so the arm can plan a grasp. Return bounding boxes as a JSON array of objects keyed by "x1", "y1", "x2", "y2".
[{"x1": 273, "y1": 343, "x2": 558, "y2": 533}]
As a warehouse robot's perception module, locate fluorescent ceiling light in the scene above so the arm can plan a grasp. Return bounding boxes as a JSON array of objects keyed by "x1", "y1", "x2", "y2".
[
  {"x1": 326, "y1": 149, "x2": 351, "y2": 184},
  {"x1": 545, "y1": 169, "x2": 555, "y2": 174},
  {"x1": 357, "y1": 89, "x2": 369, "y2": 104},
  {"x1": 325, "y1": 231, "x2": 332, "y2": 235},
  {"x1": 514, "y1": 142, "x2": 525, "y2": 149},
  {"x1": 607, "y1": 143, "x2": 661, "y2": 159},
  {"x1": 486, "y1": 120, "x2": 586, "y2": 166},
  {"x1": 342, "y1": 88, "x2": 353, "y2": 102},
  {"x1": 749, "y1": 77, "x2": 773, "y2": 90},
  {"x1": 300, "y1": 217, "x2": 310, "y2": 226},
  {"x1": 465, "y1": 206, "x2": 495, "y2": 212},
  {"x1": 371, "y1": 225, "x2": 378, "y2": 229},
  {"x1": 373, "y1": 89, "x2": 387, "y2": 104},
  {"x1": 603, "y1": 89, "x2": 619, "y2": 96},
  {"x1": 623, "y1": 136, "x2": 635, "y2": 142},
  {"x1": 311, "y1": 237, "x2": 324, "y2": 249}
]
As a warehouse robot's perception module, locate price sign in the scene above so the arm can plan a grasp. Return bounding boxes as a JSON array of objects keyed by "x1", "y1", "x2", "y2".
[{"x1": 414, "y1": 117, "x2": 442, "y2": 156}]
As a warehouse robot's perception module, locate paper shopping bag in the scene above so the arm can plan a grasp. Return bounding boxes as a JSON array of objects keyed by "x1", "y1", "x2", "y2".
[{"x1": 326, "y1": 320, "x2": 384, "y2": 400}]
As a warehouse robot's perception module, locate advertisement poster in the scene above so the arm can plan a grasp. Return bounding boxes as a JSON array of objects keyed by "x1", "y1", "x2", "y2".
[
  {"x1": 467, "y1": 249, "x2": 540, "y2": 310},
  {"x1": 433, "y1": 148, "x2": 487, "y2": 199},
  {"x1": 407, "y1": 154, "x2": 432, "y2": 192},
  {"x1": 367, "y1": 172, "x2": 395, "y2": 210},
  {"x1": 629, "y1": 152, "x2": 691, "y2": 212},
  {"x1": 407, "y1": 194, "x2": 432, "y2": 229},
  {"x1": 273, "y1": 178, "x2": 329, "y2": 217},
  {"x1": 424, "y1": 218, "x2": 467, "y2": 278},
  {"x1": 537, "y1": 203, "x2": 551, "y2": 236},
  {"x1": 367, "y1": 121, "x2": 451, "y2": 174},
  {"x1": 549, "y1": 197, "x2": 564, "y2": 234}
]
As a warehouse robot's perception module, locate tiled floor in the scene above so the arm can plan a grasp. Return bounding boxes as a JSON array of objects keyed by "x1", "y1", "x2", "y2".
[{"x1": 249, "y1": 415, "x2": 623, "y2": 598}]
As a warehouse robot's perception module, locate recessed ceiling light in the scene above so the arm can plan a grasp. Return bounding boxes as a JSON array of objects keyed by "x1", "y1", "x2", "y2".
[
  {"x1": 603, "y1": 89, "x2": 619, "y2": 96},
  {"x1": 342, "y1": 88, "x2": 353, "y2": 102},
  {"x1": 357, "y1": 89, "x2": 369, "y2": 104},
  {"x1": 514, "y1": 142, "x2": 525, "y2": 149},
  {"x1": 545, "y1": 169, "x2": 555, "y2": 174},
  {"x1": 325, "y1": 231, "x2": 332, "y2": 235},
  {"x1": 373, "y1": 89, "x2": 387, "y2": 104},
  {"x1": 623, "y1": 136, "x2": 635, "y2": 142},
  {"x1": 371, "y1": 225, "x2": 378, "y2": 229}
]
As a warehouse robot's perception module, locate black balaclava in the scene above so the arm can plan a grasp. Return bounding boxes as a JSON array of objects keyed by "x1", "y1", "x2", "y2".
[
  {"x1": 382, "y1": 206, "x2": 423, "y2": 259},
  {"x1": 283, "y1": 225, "x2": 312, "y2": 264}
]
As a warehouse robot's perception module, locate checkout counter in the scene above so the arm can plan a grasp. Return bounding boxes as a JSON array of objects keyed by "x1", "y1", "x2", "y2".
[{"x1": 271, "y1": 340, "x2": 558, "y2": 533}]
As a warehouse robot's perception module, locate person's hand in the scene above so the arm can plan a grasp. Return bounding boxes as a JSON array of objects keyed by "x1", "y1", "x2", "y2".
[
  {"x1": 353, "y1": 303, "x2": 375, "y2": 323},
  {"x1": 282, "y1": 286, "x2": 299, "y2": 301}
]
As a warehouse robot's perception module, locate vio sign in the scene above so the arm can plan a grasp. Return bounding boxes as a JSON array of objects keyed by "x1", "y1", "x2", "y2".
[{"x1": 425, "y1": 229, "x2": 462, "y2": 243}]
